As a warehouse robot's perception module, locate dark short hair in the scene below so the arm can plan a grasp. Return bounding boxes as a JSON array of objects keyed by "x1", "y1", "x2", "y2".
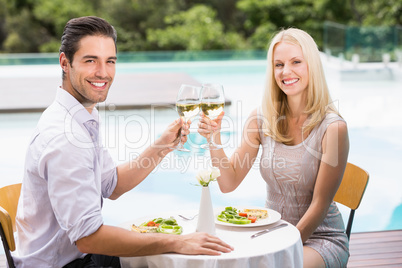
[{"x1": 59, "y1": 16, "x2": 117, "y2": 77}]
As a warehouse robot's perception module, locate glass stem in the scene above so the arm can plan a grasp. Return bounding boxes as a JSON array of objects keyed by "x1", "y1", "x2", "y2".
[{"x1": 209, "y1": 129, "x2": 214, "y2": 145}]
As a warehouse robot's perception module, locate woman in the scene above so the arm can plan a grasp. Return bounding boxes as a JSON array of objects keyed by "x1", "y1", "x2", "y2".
[{"x1": 198, "y1": 28, "x2": 349, "y2": 268}]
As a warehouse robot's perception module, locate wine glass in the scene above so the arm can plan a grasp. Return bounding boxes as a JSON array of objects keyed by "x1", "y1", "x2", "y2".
[
  {"x1": 200, "y1": 84, "x2": 225, "y2": 150},
  {"x1": 172, "y1": 84, "x2": 201, "y2": 152}
]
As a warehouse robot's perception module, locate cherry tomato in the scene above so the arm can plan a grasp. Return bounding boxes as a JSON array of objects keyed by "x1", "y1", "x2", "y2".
[
  {"x1": 238, "y1": 212, "x2": 248, "y2": 217},
  {"x1": 147, "y1": 221, "x2": 156, "y2": 226},
  {"x1": 248, "y1": 216, "x2": 257, "y2": 223}
]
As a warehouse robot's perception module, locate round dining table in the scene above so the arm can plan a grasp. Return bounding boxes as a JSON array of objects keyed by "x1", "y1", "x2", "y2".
[{"x1": 119, "y1": 209, "x2": 303, "y2": 268}]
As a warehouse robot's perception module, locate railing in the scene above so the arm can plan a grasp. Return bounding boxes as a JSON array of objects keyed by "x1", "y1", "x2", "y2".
[{"x1": 324, "y1": 21, "x2": 402, "y2": 63}]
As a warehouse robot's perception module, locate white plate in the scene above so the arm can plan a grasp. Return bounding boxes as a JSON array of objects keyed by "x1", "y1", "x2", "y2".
[
  {"x1": 119, "y1": 212, "x2": 196, "y2": 235},
  {"x1": 215, "y1": 207, "x2": 281, "y2": 227}
]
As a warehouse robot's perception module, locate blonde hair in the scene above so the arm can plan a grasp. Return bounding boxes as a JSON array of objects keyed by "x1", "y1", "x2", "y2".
[{"x1": 261, "y1": 28, "x2": 339, "y2": 143}]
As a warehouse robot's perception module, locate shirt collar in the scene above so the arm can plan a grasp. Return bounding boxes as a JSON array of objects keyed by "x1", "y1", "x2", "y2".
[{"x1": 56, "y1": 87, "x2": 99, "y2": 125}]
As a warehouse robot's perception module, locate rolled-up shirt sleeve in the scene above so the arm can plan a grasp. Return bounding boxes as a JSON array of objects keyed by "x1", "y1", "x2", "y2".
[
  {"x1": 100, "y1": 147, "x2": 118, "y2": 199},
  {"x1": 40, "y1": 133, "x2": 104, "y2": 244}
]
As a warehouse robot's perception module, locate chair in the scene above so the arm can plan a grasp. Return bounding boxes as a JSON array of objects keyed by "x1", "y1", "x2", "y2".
[
  {"x1": 334, "y1": 163, "x2": 369, "y2": 240},
  {"x1": 0, "y1": 183, "x2": 22, "y2": 268}
]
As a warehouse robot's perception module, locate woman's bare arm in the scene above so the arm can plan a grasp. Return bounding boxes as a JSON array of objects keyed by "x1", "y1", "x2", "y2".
[
  {"x1": 198, "y1": 109, "x2": 261, "y2": 193},
  {"x1": 296, "y1": 120, "x2": 349, "y2": 242}
]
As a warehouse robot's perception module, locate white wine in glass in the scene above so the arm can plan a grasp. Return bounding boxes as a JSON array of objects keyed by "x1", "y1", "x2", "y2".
[
  {"x1": 200, "y1": 102, "x2": 224, "y2": 120},
  {"x1": 177, "y1": 102, "x2": 200, "y2": 121},
  {"x1": 173, "y1": 84, "x2": 200, "y2": 152},
  {"x1": 200, "y1": 84, "x2": 225, "y2": 150}
]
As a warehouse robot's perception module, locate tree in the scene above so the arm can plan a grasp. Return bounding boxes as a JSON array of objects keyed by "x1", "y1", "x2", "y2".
[
  {"x1": 2, "y1": 0, "x2": 96, "y2": 53},
  {"x1": 99, "y1": 0, "x2": 188, "y2": 51},
  {"x1": 146, "y1": 4, "x2": 247, "y2": 51},
  {"x1": 3, "y1": 8, "x2": 44, "y2": 53},
  {"x1": 236, "y1": 0, "x2": 330, "y2": 48},
  {"x1": 32, "y1": 0, "x2": 96, "y2": 52},
  {"x1": 0, "y1": 0, "x2": 400, "y2": 54},
  {"x1": 349, "y1": 0, "x2": 402, "y2": 26},
  {"x1": 0, "y1": 0, "x2": 8, "y2": 50}
]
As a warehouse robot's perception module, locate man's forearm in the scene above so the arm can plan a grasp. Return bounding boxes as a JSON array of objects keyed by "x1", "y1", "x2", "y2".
[
  {"x1": 76, "y1": 224, "x2": 177, "y2": 256},
  {"x1": 110, "y1": 142, "x2": 171, "y2": 199}
]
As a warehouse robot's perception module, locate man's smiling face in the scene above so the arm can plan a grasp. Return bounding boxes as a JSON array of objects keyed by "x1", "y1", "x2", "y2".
[{"x1": 60, "y1": 35, "x2": 117, "y2": 111}]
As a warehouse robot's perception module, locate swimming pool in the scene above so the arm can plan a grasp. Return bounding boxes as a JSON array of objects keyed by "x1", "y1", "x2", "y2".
[{"x1": 0, "y1": 56, "x2": 401, "y2": 235}]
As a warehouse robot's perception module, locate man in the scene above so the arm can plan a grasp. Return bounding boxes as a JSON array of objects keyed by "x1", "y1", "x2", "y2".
[{"x1": 14, "y1": 16, "x2": 232, "y2": 268}]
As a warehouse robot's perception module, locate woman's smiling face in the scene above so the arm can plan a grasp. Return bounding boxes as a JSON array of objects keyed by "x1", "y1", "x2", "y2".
[{"x1": 273, "y1": 42, "x2": 309, "y2": 98}]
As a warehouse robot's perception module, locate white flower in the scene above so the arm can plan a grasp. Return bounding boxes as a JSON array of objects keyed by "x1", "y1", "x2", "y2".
[
  {"x1": 196, "y1": 170, "x2": 210, "y2": 184},
  {"x1": 196, "y1": 167, "x2": 221, "y2": 187},
  {"x1": 210, "y1": 166, "x2": 221, "y2": 180}
]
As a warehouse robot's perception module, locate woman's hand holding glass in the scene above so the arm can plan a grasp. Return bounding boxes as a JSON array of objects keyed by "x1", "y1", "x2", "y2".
[
  {"x1": 198, "y1": 109, "x2": 225, "y2": 149},
  {"x1": 199, "y1": 84, "x2": 225, "y2": 150}
]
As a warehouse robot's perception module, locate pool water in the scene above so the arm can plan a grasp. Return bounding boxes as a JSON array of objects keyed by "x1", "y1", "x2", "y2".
[{"x1": 0, "y1": 56, "x2": 401, "y2": 236}]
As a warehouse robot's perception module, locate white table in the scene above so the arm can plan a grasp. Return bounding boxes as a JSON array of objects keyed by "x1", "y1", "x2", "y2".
[{"x1": 119, "y1": 210, "x2": 303, "y2": 268}]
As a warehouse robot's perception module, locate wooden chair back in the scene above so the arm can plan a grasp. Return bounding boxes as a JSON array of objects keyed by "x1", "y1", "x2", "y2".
[
  {"x1": 334, "y1": 163, "x2": 369, "y2": 239},
  {"x1": 0, "y1": 183, "x2": 22, "y2": 251}
]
